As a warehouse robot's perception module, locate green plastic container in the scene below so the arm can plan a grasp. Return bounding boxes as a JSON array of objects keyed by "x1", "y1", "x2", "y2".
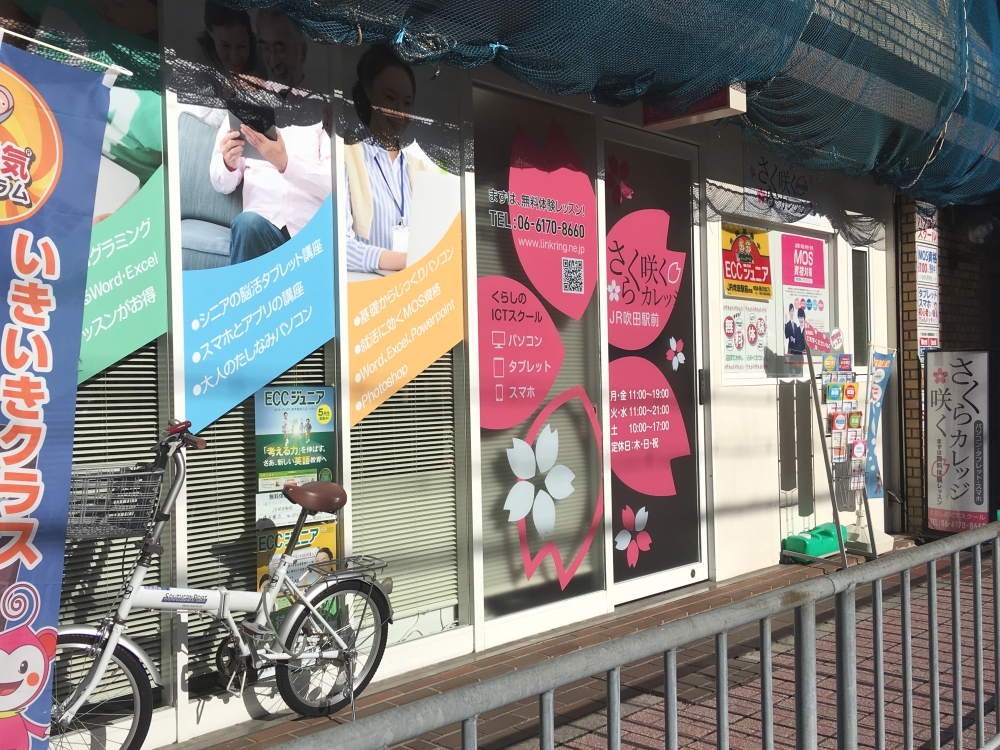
[{"x1": 783, "y1": 523, "x2": 847, "y2": 558}]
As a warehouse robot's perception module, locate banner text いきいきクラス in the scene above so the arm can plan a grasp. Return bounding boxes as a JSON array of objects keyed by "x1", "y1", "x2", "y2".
[{"x1": 0, "y1": 45, "x2": 111, "y2": 749}]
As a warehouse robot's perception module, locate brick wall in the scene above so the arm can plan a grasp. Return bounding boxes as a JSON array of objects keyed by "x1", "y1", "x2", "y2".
[
  {"x1": 938, "y1": 216, "x2": 984, "y2": 351},
  {"x1": 898, "y1": 197, "x2": 923, "y2": 531},
  {"x1": 898, "y1": 199, "x2": 985, "y2": 532}
]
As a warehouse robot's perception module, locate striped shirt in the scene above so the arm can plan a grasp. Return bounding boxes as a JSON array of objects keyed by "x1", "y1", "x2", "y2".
[{"x1": 345, "y1": 140, "x2": 413, "y2": 273}]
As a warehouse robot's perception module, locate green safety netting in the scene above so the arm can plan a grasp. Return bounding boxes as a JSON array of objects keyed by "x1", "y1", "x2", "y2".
[{"x1": 215, "y1": 0, "x2": 1000, "y2": 207}]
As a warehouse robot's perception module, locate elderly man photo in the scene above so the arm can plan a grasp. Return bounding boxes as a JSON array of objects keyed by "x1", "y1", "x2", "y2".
[{"x1": 208, "y1": 9, "x2": 329, "y2": 265}]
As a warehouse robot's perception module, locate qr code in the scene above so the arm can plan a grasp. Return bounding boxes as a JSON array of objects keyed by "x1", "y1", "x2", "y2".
[{"x1": 562, "y1": 257, "x2": 584, "y2": 294}]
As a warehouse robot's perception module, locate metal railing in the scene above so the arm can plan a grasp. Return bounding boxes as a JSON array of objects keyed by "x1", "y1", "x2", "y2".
[{"x1": 278, "y1": 521, "x2": 1000, "y2": 750}]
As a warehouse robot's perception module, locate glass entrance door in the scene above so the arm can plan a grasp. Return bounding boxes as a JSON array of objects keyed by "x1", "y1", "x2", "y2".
[{"x1": 603, "y1": 126, "x2": 706, "y2": 602}]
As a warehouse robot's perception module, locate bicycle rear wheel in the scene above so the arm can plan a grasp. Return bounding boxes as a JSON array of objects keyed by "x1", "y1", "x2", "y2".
[
  {"x1": 275, "y1": 579, "x2": 389, "y2": 717},
  {"x1": 50, "y1": 634, "x2": 153, "y2": 750}
]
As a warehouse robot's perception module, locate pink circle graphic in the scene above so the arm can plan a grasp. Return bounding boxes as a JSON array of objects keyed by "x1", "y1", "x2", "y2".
[
  {"x1": 606, "y1": 209, "x2": 686, "y2": 350},
  {"x1": 609, "y1": 356, "x2": 691, "y2": 497}
]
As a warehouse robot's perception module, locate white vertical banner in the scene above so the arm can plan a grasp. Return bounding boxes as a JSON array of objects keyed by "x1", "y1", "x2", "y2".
[{"x1": 925, "y1": 350, "x2": 989, "y2": 532}]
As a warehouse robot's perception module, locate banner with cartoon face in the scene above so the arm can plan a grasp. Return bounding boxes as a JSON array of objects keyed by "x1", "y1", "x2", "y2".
[{"x1": 0, "y1": 44, "x2": 110, "y2": 748}]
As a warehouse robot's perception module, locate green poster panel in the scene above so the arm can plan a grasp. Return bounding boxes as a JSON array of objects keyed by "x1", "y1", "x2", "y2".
[{"x1": 79, "y1": 165, "x2": 167, "y2": 382}]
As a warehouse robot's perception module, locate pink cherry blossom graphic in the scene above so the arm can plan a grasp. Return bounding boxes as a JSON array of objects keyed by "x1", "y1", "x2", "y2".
[
  {"x1": 607, "y1": 152, "x2": 634, "y2": 206},
  {"x1": 615, "y1": 505, "x2": 651, "y2": 567},
  {"x1": 606, "y1": 209, "x2": 686, "y2": 350},
  {"x1": 665, "y1": 337, "x2": 685, "y2": 371},
  {"x1": 933, "y1": 367, "x2": 948, "y2": 384},
  {"x1": 478, "y1": 276, "x2": 565, "y2": 430},
  {"x1": 609, "y1": 356, "x2": 690, "y2": 497},
  {"x1": 517, "y1": 386, "x2": 603, "y2": 590},
  {"x1": 509, "y1": 119, "x2": 597, "y2": 320}
]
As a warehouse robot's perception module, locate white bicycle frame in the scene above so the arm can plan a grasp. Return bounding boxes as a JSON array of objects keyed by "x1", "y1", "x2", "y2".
[{"x1": 54, "y1": 441, "x2": 353, "y2": 728}]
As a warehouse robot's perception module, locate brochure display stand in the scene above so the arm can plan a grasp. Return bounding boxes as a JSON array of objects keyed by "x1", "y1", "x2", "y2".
[{"x1": 781, "y1": 346, "x2": 884, "y2": 570}]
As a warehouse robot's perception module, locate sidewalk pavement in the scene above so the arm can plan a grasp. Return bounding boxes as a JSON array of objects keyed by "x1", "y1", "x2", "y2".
[{"x1": 176, "y1": 542, "x2": 967, "y2": 750}]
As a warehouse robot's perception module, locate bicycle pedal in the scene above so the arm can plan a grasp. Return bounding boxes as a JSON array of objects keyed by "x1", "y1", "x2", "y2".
[{"x1": 241, "y1": 621, "x2": 269, "y2": 637}]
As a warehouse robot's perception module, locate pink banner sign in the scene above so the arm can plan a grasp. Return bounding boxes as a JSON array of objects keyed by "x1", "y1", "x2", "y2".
[
  {"x1": 609, "y1": 356, "x2": 690, "y2": 496},
  {"x1": 509, "y1": 119, "x2": 597, "y2": 320},
  {"x1": 782, "y1": 234, "x2": 825, "y2": 289},
  {"x1": 606, "y1": 209, "x2": 686, "y2": 351},
  {"x1": 478, "y1": 276, "x2": 564, "y2": 430}
]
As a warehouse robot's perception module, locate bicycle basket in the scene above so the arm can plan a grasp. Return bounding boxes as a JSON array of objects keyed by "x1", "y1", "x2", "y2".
[{"x1": 66, "y1": 463, "x2": 165, "y2": 540}]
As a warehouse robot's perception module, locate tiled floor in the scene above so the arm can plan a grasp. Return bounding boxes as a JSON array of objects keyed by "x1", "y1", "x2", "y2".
[{"x1": 180, "y1": 544, "x2": 1000, "y2": 750}]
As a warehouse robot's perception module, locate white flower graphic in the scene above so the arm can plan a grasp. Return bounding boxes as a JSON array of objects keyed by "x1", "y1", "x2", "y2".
[
  {"x1": 607, "y1": 279, "x2": 621, "y2": 302},
  {"x1": 666, "y1": 337, "x2": 685, "y2": 371},
  {"x1": 504, "y1": 424, "x2": 576, "y2": 538}
]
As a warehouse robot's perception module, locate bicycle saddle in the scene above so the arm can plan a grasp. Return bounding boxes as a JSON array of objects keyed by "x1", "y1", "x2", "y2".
[{"x1": 282, "y1": 481, "x2": 347, "y2": 513}]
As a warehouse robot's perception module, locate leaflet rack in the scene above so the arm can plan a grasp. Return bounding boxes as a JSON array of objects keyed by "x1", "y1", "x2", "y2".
[{"x1": 781, "y1": 345, "x2": 882, "y2": 570}]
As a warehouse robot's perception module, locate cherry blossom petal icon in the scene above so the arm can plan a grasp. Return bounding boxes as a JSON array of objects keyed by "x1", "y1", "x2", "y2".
[
  {"x1": 933, "y1": 367, "x2": 948, "y2": 384},
  {"x1": 615, "y1": 505, "x2": 651, "y2": 567},
  {"x1": 607, "y1": 279, "x2": 621, "y2": 302},
  {"x1": 504, "y1": 424, "x2": 576, "y2": 539},
  {"x1": 666, "y1": 337, "x2": 686, "y2": 371}
]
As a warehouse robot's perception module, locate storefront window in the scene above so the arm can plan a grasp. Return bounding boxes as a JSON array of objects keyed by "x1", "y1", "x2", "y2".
[
  {"x1": 852, "y1": 248, "x2": 870, "y2": 367},
  {"x1": 473, "y1": 87, "x2": 604, "y2": 618}
]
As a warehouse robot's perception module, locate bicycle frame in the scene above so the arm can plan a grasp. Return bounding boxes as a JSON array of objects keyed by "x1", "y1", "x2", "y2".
[{"x1": 54, "y1": 428, "x2": 360, "y2": 728}]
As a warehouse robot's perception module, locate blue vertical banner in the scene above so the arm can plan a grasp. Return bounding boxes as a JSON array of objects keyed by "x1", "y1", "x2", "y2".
[
  {"x1": 0, "y1": 45, "x2": 110, "y2": 747},
  {"x1": 182, "y1": 197, "x2": 336, "y2": 433},
  {"x1": 865, "y1": 350, "x2": 896, "y2": 500}
]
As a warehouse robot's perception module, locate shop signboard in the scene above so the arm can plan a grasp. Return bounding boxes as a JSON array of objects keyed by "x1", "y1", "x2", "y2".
[
  {"x1": 474, "y1": 88, "x2": 604, "y2": 616},
  {"x1": 254, "y1": 385, "x2": 335, "y2": 529},
  {"x1": 0, "y1": 44, "x2": 111, "y2": 745},
  {"x1": 721, "y1": 224, "x2": 771, "y2": 300},
  {"x1": 604, "y1": 141, "x2": 699, "y2": 582},
  {"x1": 916, "y1": 243, "x2": 938, "y2": 287},
  {"x1": 917, "y1": 283, "x2": 939, "y2": 327},
  {"x1": 164, "y1": 2, "x2": 336, "y2": 434},
  {"x1": 916, "y1": 201, "x2": 938, "y2": 243},
  {"x1": 780, "y1": 233, "x2": 828, "y2": 357},
  {"x1": 341, "y1": 45, "x2": 465, "y2": 425},
  {"x1": 926, "y1": 351, "x2": 989, "y2": 532},
  {"x1": 918, "y1": 328, "x2": 939, "y2": 365},
  {"x1": 743, "y1": 144, "x2": 817, "y2": 219}
]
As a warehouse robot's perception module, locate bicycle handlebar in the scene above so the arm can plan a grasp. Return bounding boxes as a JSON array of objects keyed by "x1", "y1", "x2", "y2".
[{"x1": 181, "y1": 433, "x2": 207, "y2": 450}]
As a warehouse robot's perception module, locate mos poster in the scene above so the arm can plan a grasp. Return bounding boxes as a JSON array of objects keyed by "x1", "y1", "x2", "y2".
[{"x1": 0, "y1": 44, "x2": 111, "y2": 748}]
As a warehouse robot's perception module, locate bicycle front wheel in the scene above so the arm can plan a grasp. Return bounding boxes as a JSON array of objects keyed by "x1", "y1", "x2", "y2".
[
  {"x1": 50, "y1": 634, "x2": 153, "y2": 750},
  {"x1": 276, "y1": 579, "x2": 389, "y2": 717}
]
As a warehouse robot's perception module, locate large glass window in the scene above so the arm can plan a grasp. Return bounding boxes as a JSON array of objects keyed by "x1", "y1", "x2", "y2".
[
  {"x1": 473, "y1": 87, "x2": 604, "y2": 618},
  {"x1": 852, "y1": 248, "x2": 870, "y2": 367}
]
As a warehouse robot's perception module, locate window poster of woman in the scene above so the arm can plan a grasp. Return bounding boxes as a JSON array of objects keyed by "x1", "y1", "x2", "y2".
[{"x1": 341, "y1": 44, "x2": 466, "y2": 425}]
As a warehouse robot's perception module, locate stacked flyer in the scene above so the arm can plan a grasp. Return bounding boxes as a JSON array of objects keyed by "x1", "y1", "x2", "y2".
[{"x1": 821, "y1": 354, "x2": 866, "y2": 494}]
